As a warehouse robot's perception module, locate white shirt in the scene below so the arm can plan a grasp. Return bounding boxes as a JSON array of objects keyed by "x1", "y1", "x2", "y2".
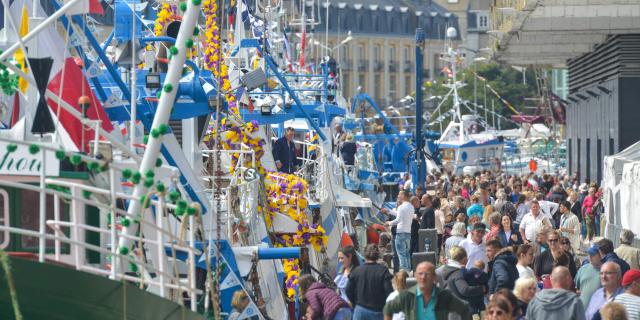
[
  {"x1": 519, "y1": 212, "x2": 552, "y2": 242},
  {"x1": 517, "y1": 264, "x2": 535, "y2": 279},
  {"x1": 613, "y1": 293, "x2": 640, "y2": 320},
  {"x1": 560, "y1": 212, "x2": 581, "y2": 250},
  {"x1": 538, "y1": 200, "x2": 559, "y2": 220},
  {"x1": 434, "y1": 209, "x2": 445, "y2": 234},
  {"x1": 389, "y1": 202, "x2": 414, "y2": 234},
  {"x1": 459, "y1": 237, "x2": 487, "y2": 270}
]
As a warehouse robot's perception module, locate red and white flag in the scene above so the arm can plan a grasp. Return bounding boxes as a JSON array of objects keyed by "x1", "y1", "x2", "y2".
[{"x1": 9, "y1": 0, "x2": 113, "y2": 151}]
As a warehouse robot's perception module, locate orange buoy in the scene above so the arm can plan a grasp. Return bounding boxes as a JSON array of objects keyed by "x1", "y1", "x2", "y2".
[
  {"x1": 529, "y1": 159, "x2": 537, "y2": 172},
  {"x1": 340, "y1": 232, "x2": 354, "y2": 248}
]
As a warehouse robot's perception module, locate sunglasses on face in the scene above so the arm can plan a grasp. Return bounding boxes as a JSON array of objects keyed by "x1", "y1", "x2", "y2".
[{"x1": 548, "y1": 239, "x2": 559, "y2": 243}]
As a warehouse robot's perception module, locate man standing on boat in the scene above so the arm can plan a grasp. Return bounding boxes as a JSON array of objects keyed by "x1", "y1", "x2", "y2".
[{"x1": 272, "y1": 127, "x2": 300, "y2": 174}]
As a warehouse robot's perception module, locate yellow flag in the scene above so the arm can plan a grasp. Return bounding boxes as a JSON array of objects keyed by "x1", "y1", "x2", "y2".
[{"x1": 15, "y1": 5, "x2": 29, "y2": 93}]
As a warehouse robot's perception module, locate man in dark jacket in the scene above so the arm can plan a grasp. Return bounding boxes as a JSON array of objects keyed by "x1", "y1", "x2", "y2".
[
  {"x1": 272, "y1": 127, "x2": 299, "y2": 174},
  {"x1": 384, "y1": 261, "x2": 471, "y2": 320},
  {"x1": 419, "y1": 194, "x2": 435, "y2": 229},
  {"x1": 347, "y1": 244, "x2": 394, "y2": 318},
  {"x1": 486, "y1": 239, "x2": 519, "y2": 294},
  {"x1": 340, "y1": 134, "x2": 357, "y2": 165},
  {"x1": 596, "y1": 238, "x2": 631, "y2": 276},
  {"x1": 440, "y1": 246, "x2": 485, "y2": 315}
]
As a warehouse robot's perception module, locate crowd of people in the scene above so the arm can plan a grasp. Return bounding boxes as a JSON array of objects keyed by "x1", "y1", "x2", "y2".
[{"x1": 298, "y1": 170, "x2": 640, "y2": 320}]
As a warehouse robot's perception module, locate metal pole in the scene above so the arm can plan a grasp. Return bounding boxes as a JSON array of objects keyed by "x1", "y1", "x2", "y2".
[
  {"x1": 415, "y1": 28, "x2": 426, "y2": 184},
  {"x1": 38, "y1": 149, "x2": 46, "y2": 262},
  {"x1": 492, "y1": 99, "x2": 495, "y2": 128},
  {"x1": 474, "y1": 64, "x2": 477, "y2": 110},
  {"x1": 130, "y1": 4, "x2": 138, "y2": 151},
  {"x1": 54, "y1": 194, "x2": 60, "y2": 260},
  {"x1": 0, "y1": 0, "x2": 83, "y2": 60},
  {"x1": 157, "y1": 195, "x2": 165, "y2": 298},
  {"x1": 109, "y1": 168, "x2": 117, "y2": 280},
  {"x1": 116, "y1": 0, "x2": 202, "y2": 270}
]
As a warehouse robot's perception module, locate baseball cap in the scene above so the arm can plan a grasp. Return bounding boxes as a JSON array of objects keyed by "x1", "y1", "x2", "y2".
[
  {"x1": 622, "y1": 269, "x2": 640, "y2": 286},
  {"x1": 587, "y1": 245, "x2": 599, "y2": 256}
]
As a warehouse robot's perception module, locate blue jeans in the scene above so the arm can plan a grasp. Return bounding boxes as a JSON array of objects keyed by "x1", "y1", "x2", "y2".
[
  {"x1": 333, "y1": 307, "x2": 353, "y2": 320},
  {"x1": 395, "y1": 233, "x2": 411, "y2": 271},
  {"x1": 353, "y1": 305, "x2": 383, "y2": 320}
]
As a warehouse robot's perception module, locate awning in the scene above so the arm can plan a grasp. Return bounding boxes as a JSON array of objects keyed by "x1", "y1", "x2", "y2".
[{"x1": 332, "y1": 182, "x2": 372, "y2": 208}]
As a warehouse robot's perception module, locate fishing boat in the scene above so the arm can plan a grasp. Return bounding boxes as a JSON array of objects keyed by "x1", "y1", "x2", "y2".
[
  {"x1": 0, "y1": 0, "x2": 372, "y2": 318},
  {"x1": 433, "y1": 29, "x2": 504, "y2": 175}
]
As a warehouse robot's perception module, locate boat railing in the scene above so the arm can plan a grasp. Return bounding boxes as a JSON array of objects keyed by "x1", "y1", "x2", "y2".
[
  {"x1": 0, "y1": 138, "x2": 202, "y2": 310},
  {"x1": 201, "y1": 144, "x2": 256, "y2": 183},
  {"x1": 293, "y1": 139, "x2": 329, "y2": 202}
]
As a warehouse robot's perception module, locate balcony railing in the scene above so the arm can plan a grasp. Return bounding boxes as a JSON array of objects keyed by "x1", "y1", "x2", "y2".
[
  {"x1": 404, "y1": 60, "x2": 414, "y2": 72},
  {"x1": 388, "y1": 61, "x2": 398, "y2": 72},
  {"x1": 358, "y1": 60, "x2": 368, "y2": 72},
  {"x1": 340, "y1": 60, "x2": 352, "y2": 71},
  {"x1": 374, "y1": 60, "x2": 384, "y2": 71}
]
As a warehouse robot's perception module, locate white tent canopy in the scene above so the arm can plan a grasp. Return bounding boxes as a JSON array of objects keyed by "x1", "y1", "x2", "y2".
[{"x1": 603, "y1": 140, "x2": 640, "y2": 237}]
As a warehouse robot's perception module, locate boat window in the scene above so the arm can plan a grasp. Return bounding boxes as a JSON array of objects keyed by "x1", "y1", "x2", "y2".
[
  {"x1": 442, "y1": 149, "x2": 455, "y2": 161},
  {"x1": 19, "y1": 190, "x2": 68, "y2": 250},
  {"x1": 0, "y1": 189, "x2": 8, "y2": 249}
]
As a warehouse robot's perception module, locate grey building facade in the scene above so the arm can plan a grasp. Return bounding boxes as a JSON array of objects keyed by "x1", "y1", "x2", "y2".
[{"x1": 566, "y1": 34, "x2": 640, "y2": 184}]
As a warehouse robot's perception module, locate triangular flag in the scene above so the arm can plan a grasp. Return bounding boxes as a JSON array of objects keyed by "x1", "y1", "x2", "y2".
[
  {"x1": 11, "y1": 92, "x2": 21, "y2": 127},
  {"x1": 29, "y1": 57, "x2": 56, "y2": 136},
  {"x1": 340, "y1": 231, "x2": 353, "y2": 248},
  {"x1": 15, "y1": 5, "x2": 29, "y2": 93}
]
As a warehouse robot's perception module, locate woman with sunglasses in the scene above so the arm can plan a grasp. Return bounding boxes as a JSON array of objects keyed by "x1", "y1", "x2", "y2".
[
  {"x1": 559, "y1": 236, "x2": 581, "y2": 269},
  {"x1": 485, "y1": 295, "x2": 515, "y2": 320},
  {"x1": 534, "y1": 230, "x2": 577, "y2": 279}
]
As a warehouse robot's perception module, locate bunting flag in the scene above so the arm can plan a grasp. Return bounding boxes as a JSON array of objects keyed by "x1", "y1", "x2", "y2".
[
  {"x1": 283, "y1": 31, "x2": 293, "y2": 72},
  {"x1": 239, "y1": 0, "x2": 266, "y2": 39},
  {"x1": 29, "y1": 57, "x2": 55, "y2": 136},
  {"x1": 9, "y1": 0, "x2": 113, "y2": 150},
  {"x1": 15, "y1": 4, "x2": 29, "y2": 93},
  {"x1": 11, "y1": 92, "x2": 21, "y2": 127},
  {"x1": 47, "y1": 58, "x2": 114, "y2": 151},
  {"x1": 299, "y1": 27, "x2": 306, "y2": 69}
]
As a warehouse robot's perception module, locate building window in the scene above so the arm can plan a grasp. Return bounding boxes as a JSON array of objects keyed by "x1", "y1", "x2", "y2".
[
  {"x1": 403, "y1": 47, "x2": 410, "y2": 62},
  {"x1": 341, "y1": 45, "x2": 349, "y2": 60},
  {"x1": 568, "y1": 139, "x2": 572, "y2": 176},
  {"x1": 477, "y1": 14, "x2": 489, "y2": 29},
  {"x1": 552, "y1": 69, "x2": 568, "y2": 100},
  {"x1": 597, "y1": 139, "x2": 602, "y2": 182},
  {"x1": 343, "y1": 74, "x2": 350, "y2": 97},
  {"x1": 358, "y1": 44, "x2": 365, "y2": 60},
  {"x1": 577, "y1": 139, "x2": 581, "y2": 180},
  {"x1": 586, "y1": 138, "x2": 591, "y2": 181},
  {"x1": 374, "y1": 45, "x2": 380, "y2": 62},
  {"x1": 405, "y1": 75, "x2": 411, "y2": 96},
  {"x1": 359, "y1": 74, "x2": 366, "y2": 91},
  {"x1": 610, "y1": 138, "x2": 615, "y2": 155},
  {"x1": 389, "y1": 75, "x2": 396, "y2": 100},
  {"x1": 374, "y1": 75, "x2": 381, "y2": 98},
  {"x1": 389, "y1": 46, "x2": 396, "y2": 62}
]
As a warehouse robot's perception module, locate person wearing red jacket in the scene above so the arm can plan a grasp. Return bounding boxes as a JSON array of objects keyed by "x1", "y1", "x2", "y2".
[{"x1": 581, "y1": 186, "x2": 598, "y2": 241}]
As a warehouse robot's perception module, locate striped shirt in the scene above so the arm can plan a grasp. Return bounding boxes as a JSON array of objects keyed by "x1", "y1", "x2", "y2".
[{"x1": 613, "y1": 293, "x2": 640, "y2": 320}]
